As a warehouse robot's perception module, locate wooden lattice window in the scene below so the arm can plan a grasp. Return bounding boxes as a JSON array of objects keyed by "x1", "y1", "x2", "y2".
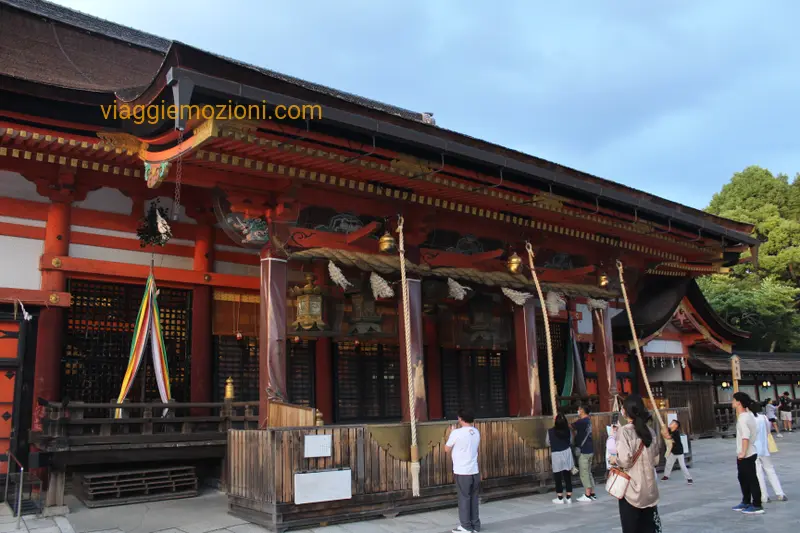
[
  {"x1": 63, "y1": 279, "x2": 192, "y2": 411},
  {"x1": 442, "y1": 349, "x2": 507, "y2": 419},
  {"x1": 287, "y1": 340, "x2": 315, "y2": 407},
  {"x1": 334, "y1": 342, "x2": 401, "y2": 422},
  {"x1": 536, "y1": 321, "x2": 569, "y2": 415},
  {"x1": 213, "y1": 336, "x2": 259, "y2": 402}
]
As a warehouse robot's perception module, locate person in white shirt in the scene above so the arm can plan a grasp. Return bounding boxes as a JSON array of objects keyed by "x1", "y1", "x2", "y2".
[
  {"x1": 445, "y1": 409, "x2": 481, "y2": 533},
  {"x1": 750, "y1": 402, "x2": 787, "y2": 502},
  {"x1": 731, "y1": 392, "x2": 764, "y2": 514},
  {"x1": 764, "y1": 399, "x2": 782, "y2": 438}
]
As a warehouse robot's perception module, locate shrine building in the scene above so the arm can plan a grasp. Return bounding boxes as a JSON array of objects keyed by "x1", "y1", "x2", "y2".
[{"x1": 0, "y1": 0, "x2": 759, "y2": 520}]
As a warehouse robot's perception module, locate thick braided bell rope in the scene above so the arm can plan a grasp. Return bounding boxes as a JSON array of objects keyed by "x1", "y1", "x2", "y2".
[
  {"x1": 397, "y1": 216, "x2": 421, "y2": 497},
  {"x1": 525, "y1": 242, "x2": 557, "y2": 417},
  {"x1": 616, "y1": 260, "x2": 665, "y2": 429}
]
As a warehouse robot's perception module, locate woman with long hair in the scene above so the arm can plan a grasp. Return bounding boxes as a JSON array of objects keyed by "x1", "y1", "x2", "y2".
[
  {"x1": 750, "y1": 401, "x2": 787, "y2": 502},
  {"x1": 547, "y1": 411, "x2": 575, "y2": 504},
  {"x1": 613, "y1": 394, "x2": 662, "y2": 532}
]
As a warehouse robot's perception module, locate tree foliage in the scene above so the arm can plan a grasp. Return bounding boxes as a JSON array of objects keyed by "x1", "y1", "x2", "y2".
[
  {"x1": 701, "y1": 165, "x2": 800, "y2": 351},
  {"x1": 697, "y1": 275, "x2": 800, "y2": 352},
  {"x1": 706, "y1": 165, "x2": 800, "y2": 280}
]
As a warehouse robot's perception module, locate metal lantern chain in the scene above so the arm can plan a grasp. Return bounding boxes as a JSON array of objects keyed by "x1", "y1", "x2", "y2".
[{"x1": 173, "y1": 128, "x2": 184, "y2": 221}]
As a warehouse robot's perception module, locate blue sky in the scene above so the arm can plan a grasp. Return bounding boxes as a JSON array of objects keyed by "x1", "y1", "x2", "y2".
[{"x1": 52, "y1": 0, "x2": 800, "y2": 209}]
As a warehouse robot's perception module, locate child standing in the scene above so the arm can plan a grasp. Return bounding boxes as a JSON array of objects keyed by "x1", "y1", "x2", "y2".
[
  {"x1": 605, "y1": 423, "x2": 618, "y2": 471},
  {"x1": 661, "y1": 420, "x2": 693, "y2": 484}
]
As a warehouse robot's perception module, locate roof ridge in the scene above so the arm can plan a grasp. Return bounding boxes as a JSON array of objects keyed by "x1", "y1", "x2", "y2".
[
  {"x1": 0, "y1": 0, "x2": 170, "y2": 51},
  {"x1": 0, "y1": 0, "x2": 429, "y2": 123}
]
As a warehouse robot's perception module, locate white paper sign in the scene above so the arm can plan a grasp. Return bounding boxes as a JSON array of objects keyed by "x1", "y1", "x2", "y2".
[
  {"x1": 304, "y1": 435, "x2": 332, "y2": 458},
  {"x1": 667, "y1": 413, "x2": 678, "y2": 425},
  {"x1": 681, "y1": 435, "x2": 689, "y2": 454},
  {"x1": 294, "y1": 469, "x2": 352, "y2": 505}
]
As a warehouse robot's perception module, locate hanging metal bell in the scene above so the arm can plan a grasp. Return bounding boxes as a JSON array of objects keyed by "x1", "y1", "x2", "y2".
[
  {"x1": 506, "y1": 252, "x2": 523, "y2": 274},
  {"x1": 378, "y1": 231, "x2": 396, "y2": 253},
  {"x1": 598, "y1": 273, "x2": 609, "y2": 288}
]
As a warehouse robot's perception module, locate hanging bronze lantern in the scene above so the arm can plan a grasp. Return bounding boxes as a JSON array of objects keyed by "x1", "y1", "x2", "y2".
[
  {"x1": 598, "y1": 272, "x2": 609, "y2": 288},
  {"x1": 506, "y1": 252, "x2": 523, "y2": 274},
  {"x1": 378, "y1": 231, "x2": 396, "y2": 253}
]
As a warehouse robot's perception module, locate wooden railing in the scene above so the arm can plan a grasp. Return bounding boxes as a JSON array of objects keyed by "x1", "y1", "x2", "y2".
[
  {"x1": 32, "y1": 400, "x2": 260, "y2": 452},
  {"x1": 227, "y1": 408, "x2": 691, "y2": 514},
  {"x1": 714, "y1": 401, "x2": 800, "y2": 437}
]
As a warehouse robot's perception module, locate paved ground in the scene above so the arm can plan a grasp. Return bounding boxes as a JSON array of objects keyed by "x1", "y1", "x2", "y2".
[{"x1": 9, "y1": 434, "x2": 800, "y2": 533}]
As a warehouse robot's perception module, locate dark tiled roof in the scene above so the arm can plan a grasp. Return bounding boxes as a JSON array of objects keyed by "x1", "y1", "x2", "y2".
[
  {"x1": 691, "y1": 351, "x2": 800, "y2": 374},
  {"x1": 0, "y1": 0, "x2": 429, "y2": 123}
]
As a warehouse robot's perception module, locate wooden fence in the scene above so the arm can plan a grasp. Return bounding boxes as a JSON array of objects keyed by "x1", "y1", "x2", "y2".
[{"x1": 227, "y1": 408, "x2": 691, "y2": 532}]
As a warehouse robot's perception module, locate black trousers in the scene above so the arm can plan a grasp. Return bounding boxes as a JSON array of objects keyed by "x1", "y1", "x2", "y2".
[
  {"x1": 619, "y1": 498, "x2": 662, "y2": 533},
  {"x1": 737, "y1": 454, "x2": 762, "y2": 507},
  {"x1": 553, "y1": 470, "x2": 572, "y2": 494}
]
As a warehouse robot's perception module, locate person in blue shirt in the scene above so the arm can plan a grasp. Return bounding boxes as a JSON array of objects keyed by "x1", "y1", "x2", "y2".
[{"x1": 572, "y1": 404, "x2": 596, "y2": 502}]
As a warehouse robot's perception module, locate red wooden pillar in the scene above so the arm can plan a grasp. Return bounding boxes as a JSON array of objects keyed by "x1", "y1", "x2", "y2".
[
  {"x1": 513, "y1": 301, "x2": 542, "y2": 416},
  {"x1": 33, "y1": 200, "x2": 70, "y2": 406},
  {"x1": 312, "y1": 261, "x2": 334, "y2": 424},
  {"x1": 190, "y1": 224, "x2": 214, "y2": 407},
  {"x1": 258, "y1": 246, "x2": 288, "y2": 423},
  {"x1": 593, "y1": 308, "x2": 617, "y2": 412},
  {"x1": 398, "y1": 276, "x2": 428, "y2": 423},
  {"x1": 424, "y1": 316, "x2": 443, "y2": 420}
]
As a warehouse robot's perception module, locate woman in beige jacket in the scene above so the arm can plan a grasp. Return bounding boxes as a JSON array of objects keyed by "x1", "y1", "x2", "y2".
[{"x1": 613, "y1": 394, "x2": 662, "y2": 533}]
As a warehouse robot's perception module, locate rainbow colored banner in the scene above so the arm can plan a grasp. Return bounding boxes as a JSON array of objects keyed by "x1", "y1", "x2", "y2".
[{"x1": 115, "y1": 274, "x2": 172, "y2": 417}]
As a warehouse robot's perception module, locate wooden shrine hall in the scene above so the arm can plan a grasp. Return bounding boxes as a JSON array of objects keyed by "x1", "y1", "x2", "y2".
[{"x1": 0, "y1": 0, "x2": 758, "y2": 525}]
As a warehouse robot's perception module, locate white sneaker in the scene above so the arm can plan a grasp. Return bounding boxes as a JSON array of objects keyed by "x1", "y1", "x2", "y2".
[
  {"x1": 576, "y1": 495, "x2": 593, "y2": 503},
  {"x1": 452, "y1": 527, "x2": 473, "y2": 533},
  {"x1": 552, "y1": 497, "x2": 565, "y2": 504},
  {"x1": 565, "y1": 497, "x2": 573, "y2": 504},
  {"x1": 777, "y1": 434, "x2": 784, "y2": 438}
]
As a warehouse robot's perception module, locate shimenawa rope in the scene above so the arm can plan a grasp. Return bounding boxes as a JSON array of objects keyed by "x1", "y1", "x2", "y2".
[
  {"x1": 397, "y1": 216, "x2": 421, "y2": 497},
  {"x1": 616, "y1": 260, "x2": 665, "y2": 430},
  {"x1": 525, "y1": 242, "x2": 558, "y2": 416}
]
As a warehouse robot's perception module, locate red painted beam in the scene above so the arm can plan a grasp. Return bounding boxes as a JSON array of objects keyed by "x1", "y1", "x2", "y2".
[
  {"x1": 0, "y1": 288, "x2": 71, "y2": 308},
  {"x1": 345, "y1": 221, "x2": 380, "y2": 245}
]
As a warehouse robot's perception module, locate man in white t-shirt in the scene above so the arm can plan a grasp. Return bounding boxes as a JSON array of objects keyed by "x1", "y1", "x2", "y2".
[
  {"x1": 731, "y1": 392, "x2": 764, "y2": 515},
  {"x1": 445, "y1": 409, "x2": 481, "y2": 533}
]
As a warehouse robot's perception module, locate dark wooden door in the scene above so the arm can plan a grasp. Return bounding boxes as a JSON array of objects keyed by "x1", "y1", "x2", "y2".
[{"x1": 0, "y1": 309, "x2": 36, "y2": 470}]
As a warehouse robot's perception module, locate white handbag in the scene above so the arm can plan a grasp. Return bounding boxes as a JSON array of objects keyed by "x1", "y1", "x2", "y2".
[{"x1": 605, "y1": 442, "x2": 645, "y2": 500}]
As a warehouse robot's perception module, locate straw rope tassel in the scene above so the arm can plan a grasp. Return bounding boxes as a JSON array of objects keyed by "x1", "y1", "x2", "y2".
[
  {"x1": 525, "y1": 243, "x2": 557, "y2": 416},
  {"x1": 397, "y1": 216, "x2": 421, "y2": 497},
  {"x1": 616, "y1": 260, "x2": 665, "y2": 429}
]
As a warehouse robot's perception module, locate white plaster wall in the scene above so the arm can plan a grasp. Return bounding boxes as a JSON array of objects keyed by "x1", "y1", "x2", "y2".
[
  {"x1": 69, "y1": 244, "x2": 193, "y2": 270},
  {"x1": 0, "y1": 171, "x2": 50, "y2": 204},
  {"x1": 644, "y1": 339, "x2": 684, "y2": 354},
  {"x1": 576, "y1": 303, "x2": 593, "y2": 334},
  {"x1": 0, "y1": 235, "x2": 43, "y2": 289},
  {"x1": 71, "y1": 225, "x2": 194, "y2": 247},
  {"x1": 647, "y1": 366, "x2": 683, "y2": 382},
  {"x1": 148, "y1": 197, "x2": 196, "y2": 224},
  {"x1": 214, "y1": 261, "x2": 259, "y2": 277},
  {"x1": 73, "y1": 187, "x2": 132, "y2": 215}
]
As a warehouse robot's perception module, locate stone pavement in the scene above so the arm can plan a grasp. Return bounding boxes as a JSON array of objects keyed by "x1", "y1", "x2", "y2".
[{"x1": 11, "y1": 434, "x2": 800, "y2": 533}]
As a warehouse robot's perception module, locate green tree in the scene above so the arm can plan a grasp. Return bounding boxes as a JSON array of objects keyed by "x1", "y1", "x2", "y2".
[
  {"x1": 697, "y1": 275, "x2": 800, "y2": 352},
  {"x1": 706, "y1": 166, "x2": 800, "y2": 281}
]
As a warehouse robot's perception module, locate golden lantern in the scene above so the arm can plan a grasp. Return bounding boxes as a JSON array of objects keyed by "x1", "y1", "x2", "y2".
[
  {"x1": 506, "y1": 252, "x2": 523, "y2": 274},
  {"x1": 290, "y1": 273, "x2": 326, "y2": 331},
  {"x1": 378, "y1": 231, "x2": 396, "y2": 253},
  {"x1": 224, "y1": 376, "x2": 235, "y2": 400},
  {"x1": 598, "y1": 272, "x2": 609, "y2": 288}
]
